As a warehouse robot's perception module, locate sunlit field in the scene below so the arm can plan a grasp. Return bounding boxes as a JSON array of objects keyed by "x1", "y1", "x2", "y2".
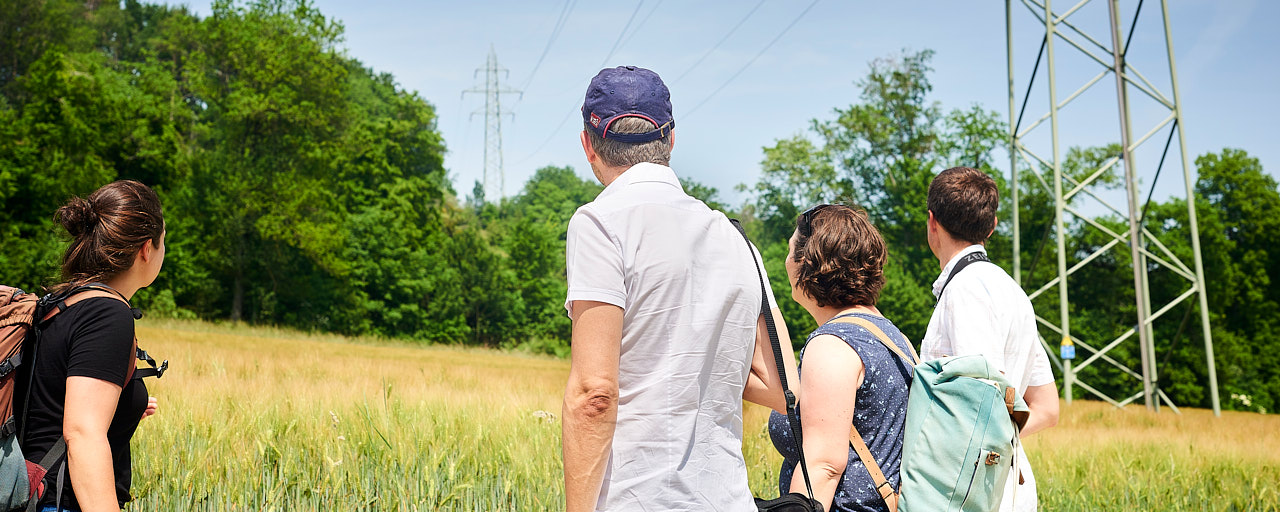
[{"x1": 130, "y1": 320, "x2": 1278, "y2": 511}]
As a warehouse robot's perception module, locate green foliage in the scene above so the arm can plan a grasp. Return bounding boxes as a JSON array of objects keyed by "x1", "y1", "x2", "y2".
[
  {"x1": 739, "y1": 50, "x2": 1277, "y2": 414},
  {"x1": 744, "y1": 50, "x2": 1007, "y2": 345},
  {"x1": 0, "y1": 0, "x2": 531, "y2": 349}
]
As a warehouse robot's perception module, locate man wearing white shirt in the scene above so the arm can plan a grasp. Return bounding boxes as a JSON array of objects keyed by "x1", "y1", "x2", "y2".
[
  {"x1": 560, "y1": 66, "x2": 797, "y2": 512},
  {"x1": 920, "y1": 166, "x2": 1060, "y2": 512}
]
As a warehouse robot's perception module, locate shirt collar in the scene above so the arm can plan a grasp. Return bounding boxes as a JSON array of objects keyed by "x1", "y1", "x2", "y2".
[
  {"x1": 596, "y1": 162, "x2": 682, "y2": 200},
  {"x1": 931, "y1": 244, "x2": 987, "y2": 298}
]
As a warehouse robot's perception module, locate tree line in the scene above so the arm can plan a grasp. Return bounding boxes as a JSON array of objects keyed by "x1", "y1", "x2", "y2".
[{"x1": 1, "y1": 0, "x2": 1274, "y2": 413}]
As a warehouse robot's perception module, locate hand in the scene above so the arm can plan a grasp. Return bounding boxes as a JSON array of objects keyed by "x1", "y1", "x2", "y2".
[{"x1": 141, "y1": 396, "x2": 159, "y2": 420}]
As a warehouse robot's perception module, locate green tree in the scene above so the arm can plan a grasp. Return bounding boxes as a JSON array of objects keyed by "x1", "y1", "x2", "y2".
[{"x1": 745, "y1": 50, "x2": 1007, "y2": 344}]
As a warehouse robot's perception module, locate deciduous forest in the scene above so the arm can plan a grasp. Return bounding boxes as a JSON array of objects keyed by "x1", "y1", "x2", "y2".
[{"x1": 2, "y1": 0, "x2": 1275, "y2": 413}]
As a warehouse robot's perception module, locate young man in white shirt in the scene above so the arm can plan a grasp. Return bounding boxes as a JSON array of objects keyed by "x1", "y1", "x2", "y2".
[
  {"x1": 560, "y1": 66, "x2": 797, "y2": 512},
  {"x1": 920, "y1": 166, "x2": 1060, "y2": 512}
]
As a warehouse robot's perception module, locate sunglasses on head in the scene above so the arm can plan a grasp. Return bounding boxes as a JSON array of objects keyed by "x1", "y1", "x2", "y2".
[{"x1": 798, "y1": 204, "x2": 832, "y2": 237}]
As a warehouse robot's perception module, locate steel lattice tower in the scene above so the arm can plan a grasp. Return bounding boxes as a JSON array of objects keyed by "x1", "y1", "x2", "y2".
[
  {"x1": 1005, "y1": 0, "x2": 1220, "y2": 415},
  {"x1": 464, "y1": 45, "x2": 521, "y2": 200}
]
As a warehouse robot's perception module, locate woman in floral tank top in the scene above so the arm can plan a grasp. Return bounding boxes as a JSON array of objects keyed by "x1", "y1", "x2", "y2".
[{"x1": 768, "y1": 204, "x2": 914, "y2": 512}]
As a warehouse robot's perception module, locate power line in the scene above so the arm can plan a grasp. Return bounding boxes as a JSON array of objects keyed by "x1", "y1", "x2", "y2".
[
  {"x1": 516, "y1": 1, "x2": 656, "y2": 166},
  {"x1": 684, "y1": 0, "x2": 820, "y2": 118},
  {"x1": 673, "y1": 0, "x2": 767, "y2": 83},
  {"x1": 600, "y1": 0, "x2": 647, "y2": 67},
  {"x1": 518, "y1": 0, "x2": 578, "y2": 94},
  {"x1": 618, "y1": 0, "x2": 665, "y2": 52}
]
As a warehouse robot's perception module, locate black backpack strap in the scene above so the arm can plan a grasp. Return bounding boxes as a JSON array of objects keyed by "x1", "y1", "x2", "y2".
[
  {"x1": 38, "y1": 282, "x2": 142, "y2": 325},
  {"x1": 729, "y1": 219, "x2": 818, "y2": 509},
  {"x1": 937, "y1": 250, "x2": 990, "y2": 301},
  {"x1": 132, "y1": 346, "x2": 168, "y2": 380}
]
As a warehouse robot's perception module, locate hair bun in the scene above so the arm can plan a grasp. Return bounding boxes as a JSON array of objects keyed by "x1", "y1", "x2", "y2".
[{"x1": 57, "y1": 197, "x2": 98, "y2": 238}]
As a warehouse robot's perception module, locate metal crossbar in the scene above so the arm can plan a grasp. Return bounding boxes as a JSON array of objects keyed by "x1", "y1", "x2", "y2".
[{"x1": 1005, "y1": 0, "x2": 1220, "y2": 415}]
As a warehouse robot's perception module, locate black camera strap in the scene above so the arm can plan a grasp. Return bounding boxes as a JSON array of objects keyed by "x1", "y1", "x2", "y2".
[
  {"x1": 937, "y1": 250, "x2": 990, "y2": 302},
  {"x1": 730, "y1": 219, "x2": 818, "y2": 509}
]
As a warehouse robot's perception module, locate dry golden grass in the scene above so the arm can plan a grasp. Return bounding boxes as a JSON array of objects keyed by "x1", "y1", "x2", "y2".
[{"x1": 127, "y1": 319, "x2": 1278, "y2": 510}]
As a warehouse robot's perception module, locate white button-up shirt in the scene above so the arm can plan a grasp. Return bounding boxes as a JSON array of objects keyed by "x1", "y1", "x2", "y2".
[
  {"x1": 565, "y1": 162, "x2": 775, "y2": 512},
  {"x1": 921, "y1": 244, "x2": 1054, "y2": 512}
]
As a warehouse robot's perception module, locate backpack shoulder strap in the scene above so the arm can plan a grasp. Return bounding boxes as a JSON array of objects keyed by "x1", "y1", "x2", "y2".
[
  {"x1": 828, "y1": 315, "x2": 920, "y2": 365},
  {"x1": 831, "y1": 315, "x2": 911, "y2": 512},
  {"x1": 849, "y1": 424, "x2": 899, "y2": 512},
  {"x1": 39, "y1": 283, "x2": 132, "y2": 324}
]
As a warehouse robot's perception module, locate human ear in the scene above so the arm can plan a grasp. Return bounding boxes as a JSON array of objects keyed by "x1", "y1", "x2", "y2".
[
  {"x1": 580, "y1": 131, "x2": 598, "y2": 164},
  {"x1": 138, "y1": 240, "x2": 155, "y2": 263}
]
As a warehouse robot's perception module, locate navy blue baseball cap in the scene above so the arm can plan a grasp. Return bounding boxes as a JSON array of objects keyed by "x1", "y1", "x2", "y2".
[{"x1": 582, "y1": 66, "x2": 674, "y2": 143}]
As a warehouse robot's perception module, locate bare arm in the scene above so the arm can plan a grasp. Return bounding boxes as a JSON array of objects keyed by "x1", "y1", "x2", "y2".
[
  {"x1": 1019, "y1": 382, "x2": 1060, "y2": 438},
  {"x1": 562, "y1": 300, "x2": 623, "y2": 512},
  {"x1": 63, "y1": 376, "x2": 123, "y2": 512},
  {"x1": 788, "y1": 335, "x2": 863, "y2": 511},
  {"x1": 743, "y1": 306, "x2": 798, "y2": 413}
]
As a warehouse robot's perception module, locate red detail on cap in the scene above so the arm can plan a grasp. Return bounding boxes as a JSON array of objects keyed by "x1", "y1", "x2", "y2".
[
  {"x1": 589, "y1": 113, "x2": 601, "y2": 127},
  {"x1": 601, "y1": 113, "x2": 659, "y2": 139}
]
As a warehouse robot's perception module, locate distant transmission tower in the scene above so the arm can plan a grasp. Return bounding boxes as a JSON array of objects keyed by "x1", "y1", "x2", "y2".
[
  {"x1": 463, "y1": 45, "x2": 522, "y2": 200},
  {"x1": 1006, "y1": 0, "x2": 1220, "y2": 415}
]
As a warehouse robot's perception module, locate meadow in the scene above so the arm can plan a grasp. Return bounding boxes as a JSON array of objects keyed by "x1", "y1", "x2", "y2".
[{"x1": 129, "y1": 320, "x2": 1278, "y2": 511}]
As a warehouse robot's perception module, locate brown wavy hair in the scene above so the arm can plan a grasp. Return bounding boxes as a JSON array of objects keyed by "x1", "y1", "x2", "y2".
[
  {"x1": 792, "y1": 205, "x2": 887, "y2": 308},
  {"x1": 53, "y1": 180, "x2": 164, "y2": 292}
]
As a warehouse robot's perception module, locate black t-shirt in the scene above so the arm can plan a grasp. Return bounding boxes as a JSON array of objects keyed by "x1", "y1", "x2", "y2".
[{"x1": 18, "y1": 297, "x2": 147, "y2": 509}]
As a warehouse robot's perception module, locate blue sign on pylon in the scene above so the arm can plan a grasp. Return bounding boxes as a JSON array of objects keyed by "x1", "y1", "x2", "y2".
[{"x1": 1060, "y1": 336, "x2": 1076, "y2": 360}]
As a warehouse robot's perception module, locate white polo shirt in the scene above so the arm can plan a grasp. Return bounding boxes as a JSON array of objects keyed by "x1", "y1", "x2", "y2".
[
  {"x1": 565, "y1": 162, "x2": 775, "y2": 512},
  {"x1": 921, "y1": 244, "x2": 1055, "y2": 512}
]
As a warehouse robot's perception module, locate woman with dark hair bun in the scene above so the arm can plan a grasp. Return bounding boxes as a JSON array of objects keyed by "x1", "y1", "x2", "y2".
[
  {"x1": 19, "y1": 180, "x2": 164, "y2": 512},
  {"x1": 768, "y1": 204, "x2": 914, "y2": 512}
]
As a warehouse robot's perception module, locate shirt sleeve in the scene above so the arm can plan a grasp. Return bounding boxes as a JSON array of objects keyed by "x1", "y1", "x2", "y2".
[
  {"x1": 1026, "y1": 339, "x2": 1056, "y2": 387},
  {"x1": 564, "y1": 207, "x2": 626, "y2": 316},
  {"x1": 66, "y1": 299, "x2": 135, "y2": 388}
]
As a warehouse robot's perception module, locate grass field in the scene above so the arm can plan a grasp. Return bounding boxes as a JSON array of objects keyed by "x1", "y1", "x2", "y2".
[{"x1": 129, "y1": 319, "x2": 1279, "y2": 511}]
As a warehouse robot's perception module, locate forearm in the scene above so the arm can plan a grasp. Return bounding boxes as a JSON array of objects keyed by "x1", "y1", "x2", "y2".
[
  {"x1": 65, "y1": 433, "x2": 120, "y2": 512},
  {"x1": 743, "y1": 308, "x2": 797, "y2": 413},
  {"x1": 743, "y1": 373, "x2": 785, "y2": 413},
  {"x1": 1020, "y1": 410, "x2": 1054, "y2": 437},
  {"x1": 562, "y1": 388, "x2": 617, "y2": 512},
  {"x1": 789, "y1": 455, "x2": 843, "y2": 511},
  {"x1": 1019, "y1": 383, "x2": 1060, "y2": 438}
]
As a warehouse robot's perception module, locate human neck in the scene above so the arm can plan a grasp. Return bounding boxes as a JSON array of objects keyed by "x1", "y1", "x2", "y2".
[
  {"x1": 810, "y1": 304, "x2": 881, "y2": 326},
  {"x1": 934, "y1": 237, "x2": 981, "y2": 272},
  {"x1": 593, "y1": 163, "x2": 631, "y2": 187},
  {"x1": 102, "y1": 275, "x2": 142, "y2": 301}
]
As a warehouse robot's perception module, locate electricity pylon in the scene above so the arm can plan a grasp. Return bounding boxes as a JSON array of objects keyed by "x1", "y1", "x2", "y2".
[
  {"x1": 463, "y1": 45, "x2": 521, "y2": 200},
  {"x1": 1005, "y1": 0, "x2": 1220, "y2": 415}
]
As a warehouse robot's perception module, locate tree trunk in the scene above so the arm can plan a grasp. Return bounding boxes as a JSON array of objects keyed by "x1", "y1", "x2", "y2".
[{"x1": 231, "y1": 274, "x2": 244, "y2": 322}]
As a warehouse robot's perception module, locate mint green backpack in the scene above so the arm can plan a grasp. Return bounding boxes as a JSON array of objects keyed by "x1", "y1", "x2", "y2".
[{"x1": 834, "y1": 317, "x2": 1030, "y2": 512}]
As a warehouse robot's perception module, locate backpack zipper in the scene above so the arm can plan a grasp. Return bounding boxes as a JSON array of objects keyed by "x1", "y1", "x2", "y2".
[{"x1": 958, "y1": 455, "x2": 980, "y2": 510}]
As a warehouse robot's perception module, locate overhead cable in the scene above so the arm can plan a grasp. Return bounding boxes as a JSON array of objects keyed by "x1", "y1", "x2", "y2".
[
  {"x1": 673, "y1": 0, "x2": 768, "y2": 83},
  {"x1": 618, "y1": 0, "x2": 666, "y2": 52},
  {"x1": 519, "y1": 0, "x2": 578, "y2": 94},
  {"x1": 600, "y1": 0, "x2": 647, "y2": 67},
  {"x1": 684, "y1": 0, "x2": 821, "y2": 118}
]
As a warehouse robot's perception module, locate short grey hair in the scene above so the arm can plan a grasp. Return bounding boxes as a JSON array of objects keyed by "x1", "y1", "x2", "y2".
[{"x1": 585, "y1": 117, "x2": 672, "y2": 168}]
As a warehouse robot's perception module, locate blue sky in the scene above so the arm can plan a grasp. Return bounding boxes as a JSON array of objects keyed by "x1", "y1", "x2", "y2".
[{"x1": 182, "y1": 1, "x2": 1277, "y2": 208}]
